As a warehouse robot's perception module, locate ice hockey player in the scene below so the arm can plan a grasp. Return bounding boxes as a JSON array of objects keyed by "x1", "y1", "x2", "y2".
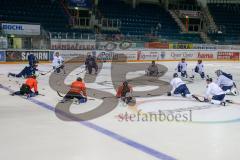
[
  {"x1": 190, "y1": 59, "x2": 205, "y2": 79},
  {"x1": 85, "y1": 54, "x2": 98, "y2": 74},
  {"x1": 52, "y1": 52, "x2": 65, "y2": 74},
  {"x1": 61, "y1": 77, "x2": 87, "y2": 103},
  {"x1": 116, "y1": 81, "x2": 133, "y2": 104},
  {"x1": 8, "y1": 64, "x2": 38, "y2": 78},
  {"x1": 146, "y1": 61, "x2": 159, "y2": 76},
  {"x1": 28, "y1": 53, "x2": 38, "y2": 67},
  {"x1": 176, "y1": 58, "x2": 188, "y2": 78},
  {"x1": 204, "y1": 77, "x2": 226, "y2": 106},
  {"x1": 11, "y1": 74, "x2": 39, "y2": 97},
  {"x1": 215, "y1": 70, "x2": 238, "y2": 95},
  {"x1": 168, "y1": 73, "x2": 191, "y2": 97}
]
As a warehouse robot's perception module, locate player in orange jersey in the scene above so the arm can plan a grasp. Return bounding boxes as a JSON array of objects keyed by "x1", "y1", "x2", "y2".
[
  {"x1": 61, "y1": 77, "x2": 87, "y2": 103},
  {"x1": 11, "y1": 74, "x2": 39, "y2": 97}
]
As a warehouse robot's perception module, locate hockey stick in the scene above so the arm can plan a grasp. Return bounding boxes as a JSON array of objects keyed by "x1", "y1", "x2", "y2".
[
  {"x1": 102, "y1": 95, "x2": 141, "y2": 99},
  {"x1": 62, "y1": 65, "x2": 66, "y2": 74},
  {"x1": 76, "y1": 65, "x2": 86, "y2": 75},
  {"x1": 192, "y1": 94, "x2": 205, "y2": 102},
  {"x1": 192, "y1": 94, "x2": 220, "y2": 103},
  {"x1": 40, "y1": 69, "x2": 54, "y2": 75},
  {"x1": 225, "y1": 100, "x2": 240, "y2": 105},
  {"x1": 101, "y1": 96, "x2": 116, "y2": 99},
  {"x1": 57, "y1": 91, "x2": 64, "y2": 97},
  {"x1": 41, "y1": 64, "x2": 66, "y2": 76},
  {"x1": 147, "y1": 93, "x2": 162, "y2": 97},
  {"x1": 36, "y1": 93, "x2": 45, "y2": 96},
  {"x1": 10, "y1": 91, "x2": 45, "y2": 97},
  {"x1": 233, "y1": 82, "x2": 238, "y2": 89},
  {"x1": 57, "y1": 91, "x2": 94, "y2": 100},
  {"x1": 76, "y1": 69, "x2": 86, "y2": 75},
  {"x1": 192, "y1": 94, "x2": 240, "y2": 105}
]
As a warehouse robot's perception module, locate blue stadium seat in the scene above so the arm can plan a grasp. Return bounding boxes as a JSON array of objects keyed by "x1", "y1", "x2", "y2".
[
  {"x1": 98, "y1": 0, "x2": 202, "y2": 43},
  {"x1": 0, "y1": 0, "x2": 92, "y2": 34},
  {"x1": 208, "y1": 3, "x2": 240, "y2": 44}
]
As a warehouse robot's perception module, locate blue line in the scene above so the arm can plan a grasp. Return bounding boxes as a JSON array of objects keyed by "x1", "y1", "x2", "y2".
[{"x1": 0, "y1": 85, "x2": 176, "y2": 160}]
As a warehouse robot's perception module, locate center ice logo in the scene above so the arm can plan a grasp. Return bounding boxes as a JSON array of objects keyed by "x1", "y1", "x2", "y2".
[{"x1": 49, "y1": 54, "x2": 170, "y2": 121}]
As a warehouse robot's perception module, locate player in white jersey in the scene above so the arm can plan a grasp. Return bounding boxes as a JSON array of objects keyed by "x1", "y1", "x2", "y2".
[
  {"x1": 52, "y1": 52, "x2": 65, "y2": 74},
  {"x1": 168, "y1": 73, "x2": 191, "y2": 97},
  {"x1": 176, "y1": 58, "x2": 188, "y2": 78},
  {"x1": 215, "y1": 70, "x2": 238, "y2": 95},
  {"x1": 204, "y1": 77, "x2": 226, "y2": 106},
  {"x1": 190, "y1": 59, "x2": 205, "y2": 79}
]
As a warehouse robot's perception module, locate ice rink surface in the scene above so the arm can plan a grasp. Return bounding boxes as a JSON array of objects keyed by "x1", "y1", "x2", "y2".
[{"x1": 0, "y1": 61, "x2": 240, "y2": 160}]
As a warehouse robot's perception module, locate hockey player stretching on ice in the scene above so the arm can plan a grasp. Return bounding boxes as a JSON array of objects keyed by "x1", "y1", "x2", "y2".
[
  {"x1": 176, "y1": 58, "x2": 188, "y2": 78},
  {"x1": 116, "y1": 81, "x2": 133, "y2": 104},
  {"x1": 52, "y1": 52, "x2": 65, "y2": 74},
  {"x1": 190, "y1": 59, "x2": 205, "y2": 79},
  {"x1": 168, "y1": 73, "x2": 191, "y2": 97},
  {"x1": 85, "y1": 55, "x2": 98, "y2": 74},
  {"x1": 146, "y1": 61, "x2": 159, "y2": 76},
  {"x1": 8, "y1": 64, "x2": 38, "y2": 78},
  {"x1": 204, "y1": 77, "x2": 226, "y2": 106},
  {"x1": 215, "y1": 70, "x2": 238, "y2": 95},
  {"x1": 28, "y1": 53, "x2": 38, "y2": 67},
  {"x1": 11, "y1": 75, "x2": 39, "y2": 97},
  {"x1": 61, "y1": 77, "x2": 87, "y2": 103}
]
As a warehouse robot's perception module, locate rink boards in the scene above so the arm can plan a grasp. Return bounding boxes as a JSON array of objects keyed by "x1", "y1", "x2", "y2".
[{"x1": 0, "y1": 49, "x2": 239, "y2": 63}]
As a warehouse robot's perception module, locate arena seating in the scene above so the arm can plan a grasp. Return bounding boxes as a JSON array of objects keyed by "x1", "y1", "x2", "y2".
[
  {"x1": 98, "y1": 0, "x2": 202, "y2": 43},
  {"x1": 0, "y1": 0, "x2": 92, "y2": 33},
  {"x1": 207, "y1": 3, "x2": 240, "y2": 44},
  {"x1": 0, "y1": 0, "x2": 203, "y2": 43}
]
